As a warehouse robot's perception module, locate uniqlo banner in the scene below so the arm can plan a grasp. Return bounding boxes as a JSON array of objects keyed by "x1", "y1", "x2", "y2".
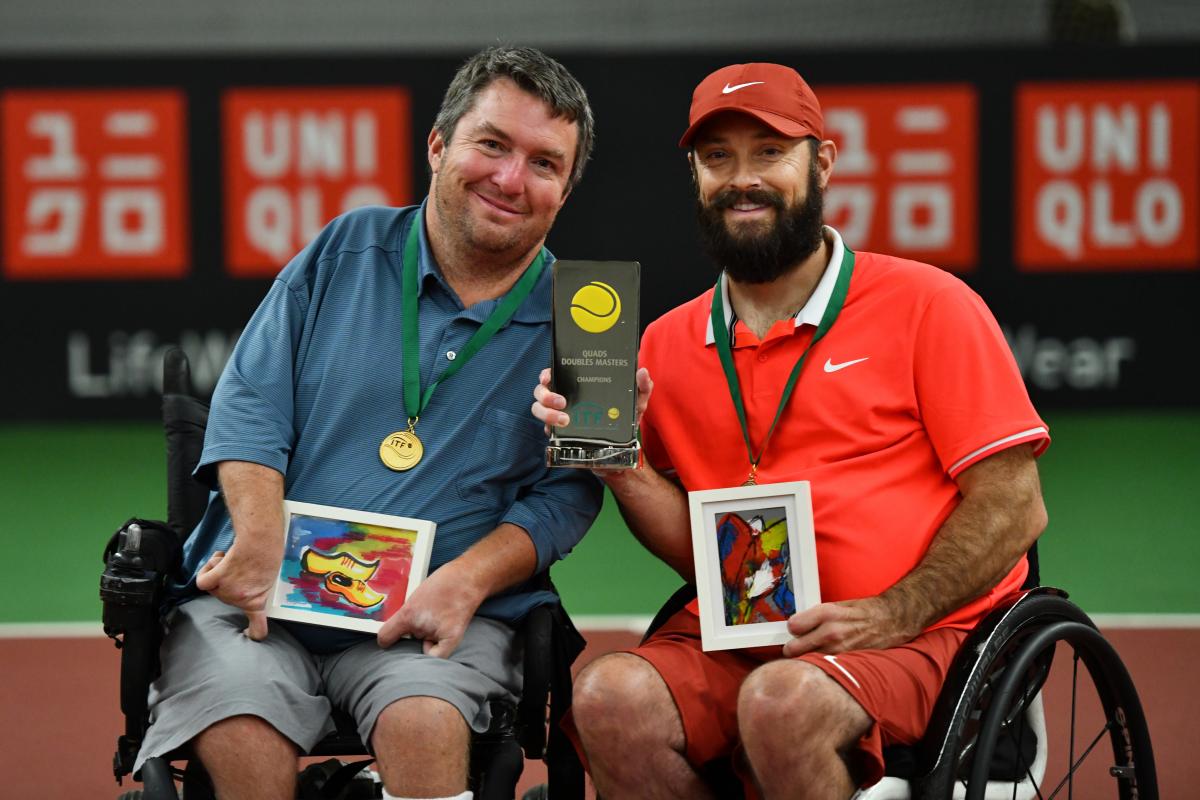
[
  {"x1": 223, "y1": 87, "x2": 411, "y2": 276},
  {"x1": 1015, "y1": 80, "x2": 1199, "y2": 270},
  {"x1": 1, "y1": 89, "x2": 189, "y2": 279},
  {"x1": 818, "y1": 84, "x2": 978, "y2": 271}
]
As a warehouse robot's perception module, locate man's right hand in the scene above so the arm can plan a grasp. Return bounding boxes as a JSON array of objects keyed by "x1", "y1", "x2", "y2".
[
  {"x1": 532, "y1": 366, "x2": 653, "y2": 436},
  {"x1": 195, "y1": 540, "x2": 281, "y2": 641}
]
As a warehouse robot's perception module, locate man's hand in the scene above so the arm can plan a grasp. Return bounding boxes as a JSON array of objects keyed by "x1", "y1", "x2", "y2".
[
  {"x1": 377, "y1": 562, "x2": 486, "y2": 657},
  {"x1": 532, "y1": 366, "x2": 653, "y2": 436},
  {"x1": 195, "y1": 539, "x2": 282, "y2": 641},
  {"x1": 782, "y1": 596, "x2": 917, "y2": 658}
]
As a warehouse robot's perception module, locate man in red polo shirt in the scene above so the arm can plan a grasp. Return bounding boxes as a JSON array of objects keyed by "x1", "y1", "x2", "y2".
[{"x1": 533, "y1": 62, "x2": 1049, "y2": 799}]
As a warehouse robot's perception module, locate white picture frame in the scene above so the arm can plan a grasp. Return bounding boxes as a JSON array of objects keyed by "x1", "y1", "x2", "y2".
[
  {"x1": 265, "y1": 500, "x2": 436, "y2": 634},
  {"x1": 688, "y1": 481, "x2": 820, "y2": 651}
]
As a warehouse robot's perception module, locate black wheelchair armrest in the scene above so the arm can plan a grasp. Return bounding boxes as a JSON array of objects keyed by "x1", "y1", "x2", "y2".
[
  {"x1": 100, "y1": 517, "x2": 185, "y2": 781},
  {"x1": 513, "y1": 597, "x2": 588, "y2": 798},
  {"x1": 517, "y1": 603, "x2": 555, "y2": 758}
]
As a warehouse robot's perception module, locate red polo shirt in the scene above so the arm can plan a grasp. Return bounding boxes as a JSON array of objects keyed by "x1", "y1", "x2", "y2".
[{"x1": 640, "y1": 230, "x2": 1049, "y2": 632}]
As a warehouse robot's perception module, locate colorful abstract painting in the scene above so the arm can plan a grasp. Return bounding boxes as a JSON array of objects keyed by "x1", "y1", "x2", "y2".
[
  {"x1": 715, "y1": 506, "x2": 796, "y2": 626},
  {"x1": 276, "y1": 512, "x2": 419, "y2": 624}
]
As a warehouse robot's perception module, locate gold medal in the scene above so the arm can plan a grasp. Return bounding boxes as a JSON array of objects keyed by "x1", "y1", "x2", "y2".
[
  {"x1": 380, "y1": 424, "x2": 424, "y2": 471},
  {"x1": 742, "y1": 463, "x2": 758, "y2": 486}
]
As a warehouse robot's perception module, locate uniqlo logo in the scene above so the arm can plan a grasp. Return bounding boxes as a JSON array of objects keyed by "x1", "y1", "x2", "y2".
[
  {"x1": 1015, "y1": 81, "x2": 1199, "y2": 270},
  {"x1": 224, "y1": 87, "x2": 411, "y2": 276},
  {"x1": 2, "y1": 90, "x2": 189, "y2": 279},
  {"x1": 819, "y1": 85, "x2": 977, "y2": 271}
]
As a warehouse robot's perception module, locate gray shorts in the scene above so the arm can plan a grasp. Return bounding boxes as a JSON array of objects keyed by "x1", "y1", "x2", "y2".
[{"x1": 134, "y1": 595, "x2": 522, "y2": 772}]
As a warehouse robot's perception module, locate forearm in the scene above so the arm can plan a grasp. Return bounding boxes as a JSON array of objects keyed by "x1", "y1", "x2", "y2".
[
  {"x1": 602, "y1": 464, "x2": 695, "y2": 581},
  {"x1": 218, "y1": 460, "x2": 286, "y2": 548},
  {"x1": 879, "y1": 446, "x2": 1047, "y2": 638},
  {"x1": 441, "y1": 522, "x2": 539, "y2": 607}
]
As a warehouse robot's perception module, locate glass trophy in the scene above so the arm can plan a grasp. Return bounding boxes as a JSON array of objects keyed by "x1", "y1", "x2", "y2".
[{"x1": 546, "y1": 260, "x2": 641, "y2": 470}]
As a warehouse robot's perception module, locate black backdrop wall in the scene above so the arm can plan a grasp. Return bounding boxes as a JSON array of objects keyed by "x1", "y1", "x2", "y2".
[{"x1": 1, "y1": 45, "x2": 1196, "y2": 419}]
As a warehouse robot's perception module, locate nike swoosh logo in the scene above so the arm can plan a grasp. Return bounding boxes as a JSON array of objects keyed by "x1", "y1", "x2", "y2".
[
  {"x1": 823, "y1": 357, "x2": 869, "y2": 373},
  {"x1": 722, "y1": 81, "x2": 764, "y2": 94}
]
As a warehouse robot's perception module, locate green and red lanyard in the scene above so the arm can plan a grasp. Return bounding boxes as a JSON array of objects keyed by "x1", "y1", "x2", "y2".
[{"x1": 710, "y1": 247, "x2": 855, "y2": 485}]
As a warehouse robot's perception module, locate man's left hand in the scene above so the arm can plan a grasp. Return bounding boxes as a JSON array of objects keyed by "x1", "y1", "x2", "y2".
[
  {"x1": 376, "y1": 564, "x2": 484, "y2": 657},
  {"x1": 782, "y1": 597, "x2": 918, "y2": 658}
]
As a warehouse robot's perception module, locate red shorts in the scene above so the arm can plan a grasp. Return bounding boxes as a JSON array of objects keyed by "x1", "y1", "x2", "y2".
[{"x1": 598, "y1": 607, "x2": 968, "y2": 789}]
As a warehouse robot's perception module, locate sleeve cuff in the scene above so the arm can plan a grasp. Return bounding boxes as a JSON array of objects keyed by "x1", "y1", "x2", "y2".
[
  {"x1": 195, "y1": 445, "x2": 289, "y2": 489},
  {"x1": 501, "y1": 504, "x2": 555, "y2": 573},
  {"x1": 947, "y1": 427, "x2": 1050, "y2": 477}
]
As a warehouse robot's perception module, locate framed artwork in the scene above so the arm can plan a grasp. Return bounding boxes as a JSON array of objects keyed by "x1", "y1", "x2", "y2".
[
  {"x1": 265, "y1": 500, "x2": 435, "y2": 633},
  {"x1": 687, "y1": 481, "x2": 820, "y2": 651}
]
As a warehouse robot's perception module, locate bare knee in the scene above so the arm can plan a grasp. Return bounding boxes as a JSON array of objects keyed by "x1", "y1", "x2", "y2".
[
  {"x1": 373, "y1": 697, "x2": 470, "y2": 796},
  {"x1": 572, "y1": 653, "x2": 680, "y2": 751},
  {"x1": 195, "y1": 714, "x2": 294, "y2": 757},
  {"x1": 574, "y1": 654, "x2": 663, "y2": 724},
  {"x1": 373, "y1": 696, "x2": 468, "y2": 752},
  {"x1": 194, "y1": 714, "x2": 297, "y2": 797},
  {"x1": 739, "y1": 660, "x2": 868, "y2": 747}
]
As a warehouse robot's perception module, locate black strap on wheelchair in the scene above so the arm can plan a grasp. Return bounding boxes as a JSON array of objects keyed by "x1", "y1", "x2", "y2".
[
  {"x1": 513, "y1": 574, "x2": 589, "y2": 799},
  {"x1": 544, "y1": 602, "x2": 587, "y2": 799},
  {"x1": 297, "y1": 757, "x2": 377, "y2": 800},
  {"x1": 642, "y1": 583, "x2": 697, "y2": 644}
]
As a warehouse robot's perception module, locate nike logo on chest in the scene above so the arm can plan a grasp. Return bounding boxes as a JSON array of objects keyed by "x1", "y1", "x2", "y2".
[{"x1": 823, "y1": 357, "x2": 870, "y2": 373}]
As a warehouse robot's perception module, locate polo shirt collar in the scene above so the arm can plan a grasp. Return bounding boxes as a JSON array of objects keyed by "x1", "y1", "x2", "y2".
[
  {"x1": 704, "y1": 225, "x2": 846, "y2": 345},
  {"x1": 412, "y1": 197, "x2": 553, "y2": 324}
]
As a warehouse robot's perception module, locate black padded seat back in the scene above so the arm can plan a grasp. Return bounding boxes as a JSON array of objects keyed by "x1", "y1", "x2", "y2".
[{"x1": 162, "y1": 346, "x2": 211, "y2": 537}]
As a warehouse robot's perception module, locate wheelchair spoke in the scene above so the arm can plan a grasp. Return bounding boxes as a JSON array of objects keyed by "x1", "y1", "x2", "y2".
[
  {"x1": 1044, "y1": 720, "x2": 1115, "y2": 800},
  {"x1": 1000, "y1": 717, "x2": 1048, "y2": 800}
]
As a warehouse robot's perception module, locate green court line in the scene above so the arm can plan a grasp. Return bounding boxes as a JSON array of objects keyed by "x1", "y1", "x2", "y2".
[{"x1": 2, "y1": 411, "x2": 1197, "y2": 624}]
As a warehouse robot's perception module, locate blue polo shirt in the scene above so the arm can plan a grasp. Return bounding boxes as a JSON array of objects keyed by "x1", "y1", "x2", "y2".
[{"x1": 176, "y1": 201, "x2": 602, "y2": 643}]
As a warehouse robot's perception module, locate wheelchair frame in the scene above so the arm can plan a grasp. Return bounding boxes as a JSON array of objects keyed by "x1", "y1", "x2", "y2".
[
  {"x1": 637, "y1": 582, "x2": 1157, "y2": 799},
  {"x1": 101, "y1": 347, "x2": 586, "y2": 800}
]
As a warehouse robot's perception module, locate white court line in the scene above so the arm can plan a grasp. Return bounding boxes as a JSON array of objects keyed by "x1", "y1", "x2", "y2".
[
  {"x1": 1089, "y1": 613, "x2": 1200, "y2": 629},
  {"x1": 3, "y1": 613, "x2": 1200, "y2": 639},
  {"x1": 0, "y1": 622, "x2": 107, "y2": 638}
]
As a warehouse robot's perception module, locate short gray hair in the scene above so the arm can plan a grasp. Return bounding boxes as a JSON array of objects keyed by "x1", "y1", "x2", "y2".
[{"x1": 434, "y1": 46, "x2": 594, "y2": 192}]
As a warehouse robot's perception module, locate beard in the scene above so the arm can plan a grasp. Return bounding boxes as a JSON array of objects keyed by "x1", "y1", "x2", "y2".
[{"x1": 696, "y1": 165, "x2": 825, "y2": 285}]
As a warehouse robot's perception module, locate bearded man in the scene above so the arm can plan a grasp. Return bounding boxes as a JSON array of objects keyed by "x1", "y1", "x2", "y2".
[{"x1": 533, "y1": 62, "x2": 1049, "y2": 799}]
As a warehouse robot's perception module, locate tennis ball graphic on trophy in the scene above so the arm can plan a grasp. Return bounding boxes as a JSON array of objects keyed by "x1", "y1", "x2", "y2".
[{"x1": 570, "y1": 281, "x2": 621, "y2": 333}]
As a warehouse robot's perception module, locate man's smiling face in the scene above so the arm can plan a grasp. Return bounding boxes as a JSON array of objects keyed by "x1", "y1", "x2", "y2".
[{"x1": 427, "y1": 77, "x2": 578, "y2": 267}]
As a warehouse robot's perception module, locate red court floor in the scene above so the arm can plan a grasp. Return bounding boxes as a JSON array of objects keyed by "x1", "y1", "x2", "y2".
[{"x1": 2, "y1": 626, "x2": 1195, "y2": 798}]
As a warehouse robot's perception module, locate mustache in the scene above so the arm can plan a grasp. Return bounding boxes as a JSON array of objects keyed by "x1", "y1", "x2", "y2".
[{"x1": 707, "y1": 188, "x2": 787, "y2": 212}]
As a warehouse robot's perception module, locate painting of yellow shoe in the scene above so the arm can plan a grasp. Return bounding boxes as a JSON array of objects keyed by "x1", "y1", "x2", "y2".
[
  {"x1": 266, "y1": 501, "x2": 436, "y2": 633},
  {"x1": 322, "y1": 571, "x2": 386, "y2": 608},
  {"x1": 300, "y1": 547, "x2": 386, "y2": 608}
]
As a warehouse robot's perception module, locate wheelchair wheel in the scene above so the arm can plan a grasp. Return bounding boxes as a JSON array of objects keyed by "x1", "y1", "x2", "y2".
[{"x1": 924, "y1": 593, "x2": 1157, "y2": 799}]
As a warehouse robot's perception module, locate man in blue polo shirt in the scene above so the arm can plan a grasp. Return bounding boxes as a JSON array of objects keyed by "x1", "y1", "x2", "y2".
[{"x1": 135, "y1": 47, "x2": 601, "y2": 800}]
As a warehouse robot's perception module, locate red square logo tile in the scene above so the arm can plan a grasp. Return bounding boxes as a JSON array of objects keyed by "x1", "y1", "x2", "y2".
[
  {"x1": 223, "y1": 87, "x2": 412, "y2": 276},
  {"x1": 819, "y1": 84, "x2": 978, "y2": 271},
  {"x1": 2, "y1": 89, "x2": 189, "y2": 279},
  {"x1": 1015, "y1": 80, "x2": 1199, "y2": 270}
]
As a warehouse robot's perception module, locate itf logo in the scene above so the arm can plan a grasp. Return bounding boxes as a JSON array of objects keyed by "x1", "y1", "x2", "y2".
[
  {"x1": 568, "y1": 402, "x2": 606, "y2": 426},
  {"x1": 570, "y1": 281, "x2": 621, "y2": 333}
]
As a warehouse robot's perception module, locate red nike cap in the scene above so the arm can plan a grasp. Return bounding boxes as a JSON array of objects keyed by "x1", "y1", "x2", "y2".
[{"x1": 679, "y1": 63, "x2": 824, "y2": 148}]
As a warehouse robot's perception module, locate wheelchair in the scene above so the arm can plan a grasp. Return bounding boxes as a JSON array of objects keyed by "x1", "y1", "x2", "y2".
[
  {"x1": 100, "y1": 347, "x2": 586, "y2": 799},
  {"x1": 629, "y1": 555, "x2": 1157, "y2": 799}
]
